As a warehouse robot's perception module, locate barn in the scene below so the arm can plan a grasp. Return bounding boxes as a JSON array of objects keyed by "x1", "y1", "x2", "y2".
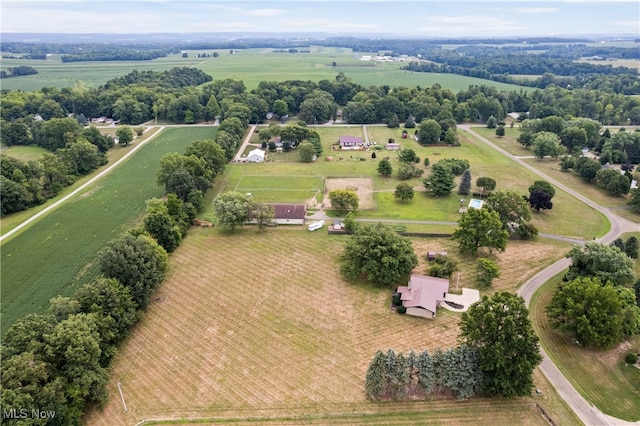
[
  {"x1": 247, "y1": 149, "x2": 266, "y2": 163},
  {"x1": 271, "y1": 203, "x2": 307, "y2": 225}
]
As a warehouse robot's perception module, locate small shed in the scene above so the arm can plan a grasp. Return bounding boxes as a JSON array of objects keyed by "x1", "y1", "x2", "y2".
[
  {"x1": 247, "y1": 149, "x2": 266, "y2": 163},
  {"x1": 386, "y1": 143, "x2": 400, "y2": 150}
]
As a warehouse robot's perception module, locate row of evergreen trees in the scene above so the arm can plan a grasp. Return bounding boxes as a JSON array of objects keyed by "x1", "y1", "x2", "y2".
[{"x1": 365, "y1": 347, "x2": 483, "y2": 401}]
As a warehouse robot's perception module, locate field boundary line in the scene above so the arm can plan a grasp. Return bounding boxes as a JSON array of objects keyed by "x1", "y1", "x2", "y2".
[{"x1": 0, "y1": 126, "x2": 166, "y2": 243}]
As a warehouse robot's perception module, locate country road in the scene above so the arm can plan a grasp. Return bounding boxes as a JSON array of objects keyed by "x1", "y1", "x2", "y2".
[
  {"x1": 462, "y1": 126, "x2": 640, "y2": 426},
  {"x1": 0, "y1": 127, "x2": 166, "y2": 243}
]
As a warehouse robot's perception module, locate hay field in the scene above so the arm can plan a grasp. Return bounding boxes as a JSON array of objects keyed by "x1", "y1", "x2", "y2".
[{"x1": 84, "y1": 229, "x2": 574, "y2": 425}]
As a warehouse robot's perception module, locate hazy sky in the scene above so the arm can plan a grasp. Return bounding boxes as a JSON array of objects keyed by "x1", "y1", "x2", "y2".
[{"x1": 1, "y1": 0, "x2": 639, "y2": 37}]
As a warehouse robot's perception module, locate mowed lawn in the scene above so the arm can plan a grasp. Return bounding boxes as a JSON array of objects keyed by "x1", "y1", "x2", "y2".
[
  {"x1": 0, "y1": 127, "x2": 216, "y2": 334},
  {"x1": 84, "y1": 228, "x2": 577, "y2": 425}
]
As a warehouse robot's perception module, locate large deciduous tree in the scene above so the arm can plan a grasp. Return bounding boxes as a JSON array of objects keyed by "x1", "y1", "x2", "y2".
[
  {"x1": 459, "y1": 292, "x2": 542, "y2": 397},
  {"x1": 98, "y1": 233, "x2": 168, "y2": 309},
  {"x1": 475, "y1": 176, "x2": 496, "y2": 193},
  {"x1": 329, "y1": 189, "x2": 359, "y2": 212},
  {"x1": 565, "y1": 242, "x2": 636, "y2": 287},
  {"x1": 340, "y1": 223, "x2": 418, "y2": 287},
  {"x1": 394, "y1": 183, "x2": 414, "y2": 201},
  {"x1": 531, "y1": 131, "x2": 563, "y2": 159},
  {"x1": 547, "y1": 277, "x2": 640, "y2": 349},
  {"x1": 485, "y1": 190, "x2": 535, "y2": 238},
  {"x1": 418, "y1": 119, "x2": 441, "y2": 145},
  {"x1": 297, "y1": 141, "x2": 316, "y2": 162},
  {"x1": 115, "y1": 125, "x2": 134, "y2": 147},
  {"x1": 212, "y1": 191, "x2": 253, "y2": 231},
  {"x1": 452, "y1": 208, "x2": 508, "y2": 255}
]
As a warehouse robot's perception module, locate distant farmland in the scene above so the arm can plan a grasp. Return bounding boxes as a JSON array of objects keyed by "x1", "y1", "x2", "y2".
[
  {"x1": 0, "y1": 127, "x2": 216, "y2": 334},
  {"x1": 1, "y1": 47, "x2": 532, "y2": 93}
]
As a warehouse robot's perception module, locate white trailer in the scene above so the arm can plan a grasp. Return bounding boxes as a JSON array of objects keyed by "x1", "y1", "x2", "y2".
[{"x1": 307, "y1": 220, "x2": 325, "y2": 231}]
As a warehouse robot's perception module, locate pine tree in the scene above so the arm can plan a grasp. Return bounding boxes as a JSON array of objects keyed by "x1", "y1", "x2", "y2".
[
  {"x1": 405, "y1": 349, "x2": 419, "y2": 393},
  {"x1": 417, "y1": 349, "x2": 435, "y2": 394},
  {"x1": 458, "y1": 169, "x2": 471, "y2": 195},
  {"x1": 384, "y1": 349, "x2": 397, "y2": 399},
  {"x1": 392, "y1": 352, "x2": 410, "y2": 400},
  {"x1": 364, "y1": 350, "x2": 387, "y2": 399}
]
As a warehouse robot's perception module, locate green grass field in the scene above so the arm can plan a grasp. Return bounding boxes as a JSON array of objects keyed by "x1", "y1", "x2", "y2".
[
  {"x1": 1, "y1": 47, "x2": 532, "y2": 93},
  {"x1": 0, "y1": 127, "x2": 216, "y2": 334},
  {"x1": 0, "y1": 144, "x2": 50, "y2": 162},
  {"x1": 531, "y1": 273, "x2": 640, "y2": 421},
  {"x1": 233, "y1": 174, "x2": 325, "y2": 203},
  {"x1": 212, "y1": 124, "x2": 609, "y2": 239}
]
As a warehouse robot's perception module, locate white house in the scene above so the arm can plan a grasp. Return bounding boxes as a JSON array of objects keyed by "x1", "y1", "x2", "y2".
[{"x1": 247, "y1": 149, "x2": 266, "y2": 163}]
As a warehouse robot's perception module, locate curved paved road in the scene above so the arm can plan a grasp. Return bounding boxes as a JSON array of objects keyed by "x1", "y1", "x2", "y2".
[{"x1": 462, "y1": 126, "x2": 639, "y2": 426}]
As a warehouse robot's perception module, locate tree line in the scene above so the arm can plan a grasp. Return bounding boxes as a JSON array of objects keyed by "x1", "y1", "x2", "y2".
[
  {"x1": 1, "y1": 123, "x2": 113, "y2": 215},
  {"x1": 0, "y1": 129, "x2": 236, "y2": 424},
  {"x1": 0, "y1": 65, "x2": 38, "y2": 79}
]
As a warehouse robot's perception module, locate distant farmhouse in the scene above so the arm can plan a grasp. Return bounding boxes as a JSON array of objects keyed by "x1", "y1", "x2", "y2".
[
  {"x1": 338, "y1": 135, "x2": 364, "y2": 150},
  {"x1": 246, "y1": 149, "x2": 266, "y2": 163}
]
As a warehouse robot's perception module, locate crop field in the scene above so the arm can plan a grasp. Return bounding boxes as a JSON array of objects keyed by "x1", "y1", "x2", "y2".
[
  {"x1": 0, "y1": 128, "x2": 162, "y2": 235},
  {"x1": 84, "y1": 228, "x2": 576, "y2": 426},
  {"x1": 0, "y1": 127, "x2": 216, "y2": 334},
  {"x1": 531, "y1": 274, "x2": 640, "y2": 422},
  {"x1": 1, "y1": 47, "x2": 531, "y2": 93},
  {"x1": 234, "y1": 174, "x2": 324, "y2": 204}
]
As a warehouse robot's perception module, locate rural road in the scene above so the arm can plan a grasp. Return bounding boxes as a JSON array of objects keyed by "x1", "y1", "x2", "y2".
[
  {"x1": 0, "y1": 127, "x2": 166, "y2": 243},
  {"x1": 462, "y1": 126, "x2": 640, "y2": 426}
]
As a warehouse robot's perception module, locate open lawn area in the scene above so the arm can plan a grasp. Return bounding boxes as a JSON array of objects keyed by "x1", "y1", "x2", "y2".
[
  {"x1": 1, "y1": 47, "x2": 531, "y2": 93},
  {"x1": 0, "y1": 127, "x2": 216, "y2": 334},
  {"x1": 84, "y1": 228, "x2": 577, "y2": 426},
  {"x1": 531, "y1": 273, "x2": 640, "y2": 422},
  {"x1": 218, "y1": 124, "x2": 608, "y2": 239},
  {"x1": 0, "y1": 144, "x2": 51, "y2": 162}
]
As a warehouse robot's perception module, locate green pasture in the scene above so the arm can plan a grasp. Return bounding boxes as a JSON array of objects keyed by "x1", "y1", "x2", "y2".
[
  {"x1": 531, "y1": 273, "x2": 640, "y2": 422},
  {"x1": 0, "y1": 126, "x2": 215, "y2": 335},
  {"x1": 2, "y1": 47, "x2": 530, "y2": 93},
  {"x1": 214, "y1": 124, "x2": 607, "y2": 238},
  {"x1": 232, "y1": 174, "x2": 324, "y2": 204},
  {"x1": 0, "y1": 144, "x2": 50, "y2": 162}
]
